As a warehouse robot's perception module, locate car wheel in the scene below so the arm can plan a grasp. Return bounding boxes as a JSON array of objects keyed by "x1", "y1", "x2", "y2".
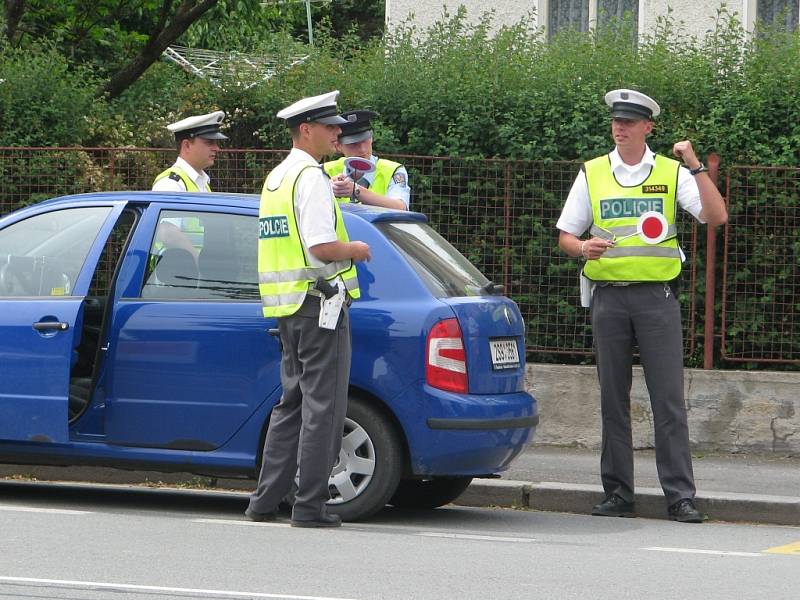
[
  {"x1": 389, "y1": 476, "x2": 474, "y2": 509},
  {"x1": 326, "y1": 396, "x2": 403, "y2": 521}
]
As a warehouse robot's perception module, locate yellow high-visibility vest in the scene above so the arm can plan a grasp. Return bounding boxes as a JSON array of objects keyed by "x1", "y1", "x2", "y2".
[
  {"x1": 153, "y1": 166, "x2": 208, "y2": 192},
  {"x1": 323, "y1": 157, "x2": 402, "y2": 203},
  {"x1": 582, "y1": 153, "x2": 682, "y2": 282},
  {"x1": 258, "y1": 163, "x2": 360, "y2": 318}
]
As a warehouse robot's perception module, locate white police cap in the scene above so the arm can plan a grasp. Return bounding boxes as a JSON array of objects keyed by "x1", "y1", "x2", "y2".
[
  {"x1": 604, "y1": 89, "x2": 660, "y2": 120},
  {"x1": 167, "y1": 110, "x2": 228, "y2": 140},
  {"x1": 277, "y1": 90, "x2": 348, "y2": 128}
]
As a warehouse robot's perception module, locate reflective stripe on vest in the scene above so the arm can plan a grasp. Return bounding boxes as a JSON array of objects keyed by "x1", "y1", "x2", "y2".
[
  {"x1": 582, "y1": 153, "x2": 682, "y2": 282},
  {"x1": 323, "y1": 157, "x2": 401, "y2": 203},
  {"x1": 153, "y1": 166, "x2": 208, "y2": 192},
  {"x1": 257, "y1": 162, "x2": 361, "y2": 318}
]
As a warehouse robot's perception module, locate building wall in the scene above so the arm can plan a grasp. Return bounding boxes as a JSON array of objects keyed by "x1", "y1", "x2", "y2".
[
  {"x1": 641, "y1": 0, "x2": 743, "y2": 40},
  {"x1": 385, "y1": 0, "x2": 542, "y2": 34},
  {"x1": 385, "y1": 0, "x2": 748, "y2": 40}
]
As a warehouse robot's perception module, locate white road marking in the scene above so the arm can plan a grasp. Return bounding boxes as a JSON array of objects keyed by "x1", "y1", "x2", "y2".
[
  {"x1": 417, "y1": 532, "x2": 535, "y2": 543},
  {"x1": 0, "y1": 576, "x2": 358, "y2": 600},
  {"x1": 643, "y1": 546, "x2": 764, "y2": 557},
  {"x1": 0, "y1": 504, "x2": 90, "y2": 515},
  {"x1": 193, "y1": 518, "x2": 291, "y2": 528}
]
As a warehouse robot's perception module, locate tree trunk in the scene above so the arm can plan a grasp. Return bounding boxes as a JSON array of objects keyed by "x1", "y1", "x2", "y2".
[
  {"x1": 3, "y1": 0, "x2": 27, "y2": 44},
  {"x1": 100, "y1": 0, "x2": 218, "y2": 100}
]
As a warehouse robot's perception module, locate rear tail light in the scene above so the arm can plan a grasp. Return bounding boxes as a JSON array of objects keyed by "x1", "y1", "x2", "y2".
[{"x1": 426, "y1": 318, "x2": 468, "y2": 393}]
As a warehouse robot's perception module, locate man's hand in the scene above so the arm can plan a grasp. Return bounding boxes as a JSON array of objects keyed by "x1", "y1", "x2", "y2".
[
  {"x1": 581, "y1": 236, "x2": 614, "y2": 260},
  {"x1": 349, "y1": 241, "x2": 371, "y2": 262},
  {"x1": 672, "y1": 140, "x2": 701, "y2": 170},
  {"x1": 331, "y1": 174, "x2": 355, "y2": 197}
]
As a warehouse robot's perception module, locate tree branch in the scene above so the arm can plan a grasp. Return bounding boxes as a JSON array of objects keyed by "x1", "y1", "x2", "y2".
[
  {"x1": 3, "y1": 0, "x2": 27, "y2": 44},
  {"x1": 100, "y1": 0, "x2": 218, "y2": 100}
]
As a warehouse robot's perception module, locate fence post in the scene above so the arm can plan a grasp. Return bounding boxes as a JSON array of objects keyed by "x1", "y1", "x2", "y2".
[
  {"x1": 703, "y1": 153, "x2": 721, "y2": 369},
  {"x1": 503, "y1": 162, "x2": 511, "y2": 291},
  {"x1": 108, "y1": 149, "x2": 116, "y2": 191}
]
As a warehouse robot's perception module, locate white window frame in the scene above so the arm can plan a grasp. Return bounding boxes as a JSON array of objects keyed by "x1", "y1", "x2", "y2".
[
  {"x1": 743, "y1": 0, "x2": 800, "y2": 33},
  {"x1": 539, "y1": 0, "x2": 643, "y2": 37}
]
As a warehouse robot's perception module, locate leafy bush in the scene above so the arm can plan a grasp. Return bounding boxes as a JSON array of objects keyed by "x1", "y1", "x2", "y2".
[{"x1": 0, "y1": 41, "x2": 100, "y2": 146}]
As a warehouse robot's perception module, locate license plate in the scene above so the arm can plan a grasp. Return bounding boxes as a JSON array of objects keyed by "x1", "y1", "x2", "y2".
[{"x1": 489, "y1": 338, "x2": 520, "y2": 370}]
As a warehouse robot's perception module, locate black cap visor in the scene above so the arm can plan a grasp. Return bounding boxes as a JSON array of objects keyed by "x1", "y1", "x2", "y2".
[
  {"x1": 610, "y1": 102, "x2": 653, "y2": 121},
  {"x1": 177, "y1": 124, "x2": 228, "y2": 141},
  {"x1": 339, "y1": 129, "x2": 372, "y2": 145},
  {"x1": 287, "y1": 105, "x2": 347, "y2": 127},
  {"x1": 315, "y1": 114, "x2": 348, "y2": 125}
]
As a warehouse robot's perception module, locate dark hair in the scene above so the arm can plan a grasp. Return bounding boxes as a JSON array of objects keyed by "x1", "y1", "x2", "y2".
[{"x1": 289, "y1": 125, "x2": 302, "y2": 140}]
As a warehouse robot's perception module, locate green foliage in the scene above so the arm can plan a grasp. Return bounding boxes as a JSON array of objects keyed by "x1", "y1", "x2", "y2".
[{"x1": 0, "y1": 41, "x2": 99, "y2": 146}]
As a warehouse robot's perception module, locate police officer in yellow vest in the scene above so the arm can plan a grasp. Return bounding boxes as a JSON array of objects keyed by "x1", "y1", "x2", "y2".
[
  {"x1": 246, "y1": 91, "x2": 371, "y2": 528},
  {"x1": 151, "y1": 111, "x2": 228, "y2": 262},
  {"x1": 152, "y1": 110, "x2": 227, "y2": 192},
  {"x1": 556, "y1": 89, "x2": 727, "y2": 523},
  {"x1": 324, "y1": 110, "x2": 410, "y2": 210}
]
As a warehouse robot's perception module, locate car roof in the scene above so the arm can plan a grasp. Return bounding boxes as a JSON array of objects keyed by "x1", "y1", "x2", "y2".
[{"x1": 38, "y1": 191, "x2": 428, "y2": 224}]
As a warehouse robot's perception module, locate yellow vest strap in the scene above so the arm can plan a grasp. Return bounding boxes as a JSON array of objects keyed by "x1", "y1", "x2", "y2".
[
  {"x1": 604, "y1": 246, "x2": 682, "y2": 258},
  {"x1": 258, "y1": 260, "x2": 352, "y2": 285},
  {"x1": 591, "y1": 223, "x2": 677, "y2": 238}
]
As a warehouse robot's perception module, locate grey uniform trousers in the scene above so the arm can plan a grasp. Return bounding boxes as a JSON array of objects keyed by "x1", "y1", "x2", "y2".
[
  {"x1": 591, "y1": 282, "x2": 696, "y2": 507},
  {"x1": 248, "y1": 295, "x2": 351, "y2": 521}
]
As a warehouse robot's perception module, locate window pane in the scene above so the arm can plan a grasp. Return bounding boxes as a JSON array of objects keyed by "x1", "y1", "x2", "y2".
[
  {"x1": 549, "y1": 0, "x2": 590, "y2": 36},
  {"x1": 141, "y1": 210, "x2": 258, "y2": 300},
  {"x1": 0, "y1": 206, "x2": 111, "y2": 297},
  {"x1": 377, "y1": 221, "x2": 490, "y2": 298},
  {"x1": 758, "y1": 0, "x2": 799, "y2": 30},
  {"x1": 598, "y1": 0, "x2": 639, "y2": 27}
]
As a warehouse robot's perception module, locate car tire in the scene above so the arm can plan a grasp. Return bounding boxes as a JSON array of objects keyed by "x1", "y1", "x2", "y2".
[
  {"x1": 326, "y1": 395, "x2": 403, "y2": 522},
  {"x1": 389, "y1": 476, "x2": 474, "y2": 509}
]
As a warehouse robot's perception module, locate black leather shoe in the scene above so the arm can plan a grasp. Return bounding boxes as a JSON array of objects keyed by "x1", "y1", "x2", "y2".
[
  {"x1": 668, "y1": 498, "x2": 704, "y2": 523},
  {"x1": 244, "y1": 508, "x2": 277, "y2": 522},
  {"x1": 291, "y1": 513, "x2": 342, "y2": 528},
  {"x1": 592, "y1": 494, "x2": 636, "y2": 517}
]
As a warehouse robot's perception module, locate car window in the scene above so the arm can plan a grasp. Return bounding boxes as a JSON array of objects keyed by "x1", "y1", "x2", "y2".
[
  {"x1": 0, "y1": 206, "x2": 112, "y2": 297},
  {"x1": 377, "y1": 221, "x2": 490, "y2": 298},
  {"x1": 141, "y1": 210, "x2": 259, "y2": 300}
]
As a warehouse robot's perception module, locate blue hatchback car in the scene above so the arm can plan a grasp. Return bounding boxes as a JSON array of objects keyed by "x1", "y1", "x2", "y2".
[{"x1": 0, "y1": 192, "x2": 538, "y2": 520}]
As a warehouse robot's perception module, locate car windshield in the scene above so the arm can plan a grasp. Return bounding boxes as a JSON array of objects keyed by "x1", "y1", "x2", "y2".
[{"x1": 377, "y1": 221, "x2": 490, "y2": 298}]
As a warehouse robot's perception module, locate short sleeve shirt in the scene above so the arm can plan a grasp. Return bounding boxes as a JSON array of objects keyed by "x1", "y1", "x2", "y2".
[
  {"x1": 151, "y1": 157, "x2": 211, "y2": 192},
  {"x1": 556, "y1": 146, "x2": 704, "y2": 237},
  {"x1": 266, "y1": 148, "x2": 338, "y2": 269}
]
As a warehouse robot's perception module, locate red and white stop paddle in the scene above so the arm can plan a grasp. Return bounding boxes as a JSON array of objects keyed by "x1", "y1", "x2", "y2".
[
  {"x1": 614, "y1": 211, "x2": 669, "y2": 245},
  {"x1": 343, "y1": 156, "x2": 375, "y2": 179}
]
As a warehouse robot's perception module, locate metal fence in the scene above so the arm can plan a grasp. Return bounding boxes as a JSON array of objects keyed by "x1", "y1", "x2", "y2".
[
  {"x1": 0, "y1": 147, "x2": 796, "y2": 366},
  {"x1": 722, "y1": 167, "x2": 800, "y2": 364}
]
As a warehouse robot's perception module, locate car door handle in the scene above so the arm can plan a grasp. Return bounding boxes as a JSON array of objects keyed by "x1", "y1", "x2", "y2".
[
  {"x1": 33, "y1": 321, "x2": 69, "y2": 332},
  {"x1": 267, "y1": 328, "x2": 280, "y2": 337}
]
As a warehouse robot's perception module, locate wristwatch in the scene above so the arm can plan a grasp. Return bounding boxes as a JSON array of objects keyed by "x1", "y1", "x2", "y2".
[
  {"x1": 689, "y1": 163, "x2": 708, "y2": 176},
  {"x1": 353, "y1": 183, "x2": 362, "y2": 199}
]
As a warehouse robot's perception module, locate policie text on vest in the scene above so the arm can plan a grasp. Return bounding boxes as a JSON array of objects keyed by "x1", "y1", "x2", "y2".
[{"x1": 600, "y1": 197, "x2": 664, "y2": 220}]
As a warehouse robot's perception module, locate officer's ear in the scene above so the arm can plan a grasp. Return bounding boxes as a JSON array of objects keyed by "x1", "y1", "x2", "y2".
[{"x1": 297, "y1": 122, "x2": 313, "y2": 139}]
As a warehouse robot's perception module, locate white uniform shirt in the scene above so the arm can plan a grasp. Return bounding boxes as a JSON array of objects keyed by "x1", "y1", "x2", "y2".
[
  {"x1": 266, "y1": 148, "x2": 338, "y2": 269},
  {"x1": 556, "y1": 146, "x2": 704, "y2": 237},
  {"x1": 151, "y1": 157, "x2": 211, "y2": 192},
  {"x1": 355, "y1": 155, "x2": 410, "y2": 209}
]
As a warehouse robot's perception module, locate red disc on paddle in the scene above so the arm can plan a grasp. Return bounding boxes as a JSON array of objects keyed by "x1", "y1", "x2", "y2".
[
  {"x1": 344, "y1": 157, "x2": 375, "y2": 175},
  {"x1": 637, "y1": 211, "x2": 668, "y2": 244}
]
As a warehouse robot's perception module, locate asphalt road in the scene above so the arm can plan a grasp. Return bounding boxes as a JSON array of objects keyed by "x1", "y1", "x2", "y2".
[{"x1": 1, "y1": 480, "x2": 798, "y2": 600}]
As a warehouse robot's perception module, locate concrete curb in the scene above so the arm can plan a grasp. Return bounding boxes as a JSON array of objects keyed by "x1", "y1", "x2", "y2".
[{"x1": 454, "y1": 480, "x2": 800, "y2": 526}]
